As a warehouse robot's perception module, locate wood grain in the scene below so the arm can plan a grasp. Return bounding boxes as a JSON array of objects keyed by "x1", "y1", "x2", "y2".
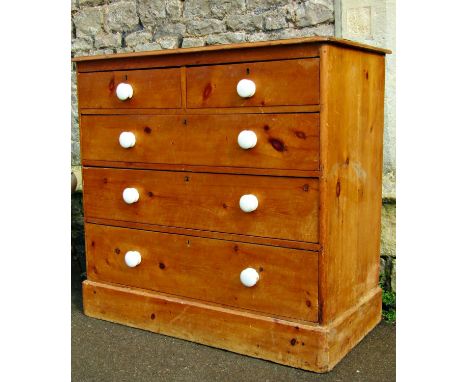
[
  {"x1": 85, "y1": 217, "x2": 322, "y2": 251},
  {"x1": 187, "y1": 59, "x2": 319, "y2": 108},
  {"x1": 79, "y1": 105, "x2": 321, "y2": 115},
  {"x1": 82, "y1": 280, "x2": 382, "y2": 372},
  {"x1": 77, "y1": 68, "x2": 181, "y2": 109},
  {"x1": 318, "y1": 45, "x2": 385, "y2": 324},
  {"x1": 82, "y1": 167, "x2": 320, "y2": 243},
  {"x1": 72, "y1": 37, "x2": 390, "y2": 73},
  {"x1": 80, "y1": 113, "x2": 320, "y2": 171},
  {"x1": 85, "y1": 223, "x2": 319, "y2": 321}
]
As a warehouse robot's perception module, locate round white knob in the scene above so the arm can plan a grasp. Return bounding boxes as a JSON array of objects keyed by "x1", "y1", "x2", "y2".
[
  {"x1": 124, "y1": 251, "x2": 141, "y2": 267},
  {"x1": 119, "y1": 132, "x2": 136, "y2": 148},
  {"x1": 240, "y1": 268, "x2": 259, "y2": 287},
  {"x1": 116, "y1": 83, "x2": 133, "y2": 101},
  {"x1": 237, "y1": 130, "x2": 257, "y2": 149},
  {"x1": 122, "y1": 187, "x2": 139, "y2": 204},
  {"x1": 239, "y1": 194, "x2": 258, "y2": 213},
  {"x1": 236, "y1": 79, "x2": 256, "y2": 98}
]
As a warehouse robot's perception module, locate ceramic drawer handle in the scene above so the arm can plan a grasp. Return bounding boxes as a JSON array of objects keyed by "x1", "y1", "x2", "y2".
[
  {"x1": 124, "y1": 251, "x2": 141, "y2": 268},
  {"x1": 237, "y1": 130, "x2": 257, "y2": 149},
  {"x1": 119, "y1": 132, "x2": 136, "y2": 148},
  {"x1": 116, "y1": 83, "x2": 133, "y2": 101},
  {"x1": 240, "y1": 268, "x2": 259, "y2": 287},
  {"x1": 236, "y1": 79, "x2": 256, "y2": 98},
  {"x1": 122, "y1": 187, "x2": 139, "y2": 204},
  {"x1": 239, "y1": 194, "x2": 258, "y2": 213}
]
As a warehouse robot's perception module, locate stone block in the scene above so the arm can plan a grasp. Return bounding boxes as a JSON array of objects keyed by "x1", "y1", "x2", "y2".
[
  {"x1": 226, "y1": 14, "x2": 263, "y2": 32},
  {"x1": 125, "y1": 31, "x2": 152, "y2": 48},
  {"x1": 263, "y1": 8, "x2": 289, "y2": 31},
  {"x1": 106, "y1": 1, "x2": 139, "y2": 32},
  {"x1": 183, "y1": 0, "x2": 211, "y2": 18},
  {"x1": 391, "y1": 258, "x2": 396, "y2": 293},
  {"x1": 206, "y1": 32, "x2": 246, "y2": 45},
  {"x1": 211, "y1": 0, "x2": 246, "y2": 19},
  {"x1": 139, "y1": 0, "x2": 166, "y2": 26},
  {"x1": 95, "y1": 31, "x2": 122, "y2": 49},
  {"x1": 381, "y1": 202, "x2": 396, "y2": 258},
  {"x1": 186, "y1": 18, "x2": 226, "y2": 36},
  {"x1": 73, "y1": 6, "x2": 104, "y2": 37},
  {"x1": 156, "y1": 36, "x2": 180, "y2": 49},
  {"x1": 71, "y1": 36, "x2": 93, "y2": 53},
  {"x1": 166, "y1": 0, "x2": 183, "y2": 18},
  {"x1": 181, "y1": 37, "x2": 205, "y2": 48},
  {"x1": 295, "y1": 0, "x2": 334, "y2": 27}
]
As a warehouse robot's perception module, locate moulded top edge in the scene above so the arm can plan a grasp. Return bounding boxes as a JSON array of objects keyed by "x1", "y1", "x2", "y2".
[{"x1": 72, "y1": 36, "x2": 391, "y2": 63}]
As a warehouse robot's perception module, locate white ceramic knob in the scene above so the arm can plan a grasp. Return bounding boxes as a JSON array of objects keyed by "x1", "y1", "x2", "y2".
[
  {"x1": 122, "y1": 187, "x2": 139, "y2": 204},
  {"x1": 119, "y1": 132, "x2": 136, "y2": 148},
  {"x1": 124, "y1": 251, "x2": 141, "y2": 268},
  {"x1": 240, "y1": 268, "x2": 259, "y2": 287},
  {"x1": 116, "y1": 83, "x2": 133, "y2": 101},
  {"x1": 237, "y1": 130, "x2": 257, "y2": 149},
  {"x1": 236, "y1": 79, "x2": 256, "y2": 98},
  {"x1": 239, "y1": 194, "x2": 258, "y2": 213}
]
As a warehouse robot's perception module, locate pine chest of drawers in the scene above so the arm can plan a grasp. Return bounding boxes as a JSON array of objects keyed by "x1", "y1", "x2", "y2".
[{"x1": 73, "y1": 37, "x2": 389, "y2": 372}]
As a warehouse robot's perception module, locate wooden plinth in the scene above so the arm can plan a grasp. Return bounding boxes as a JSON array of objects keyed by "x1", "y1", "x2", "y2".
[{"x1": 83, "y1": 280, "x2": 381, "y2": 372}]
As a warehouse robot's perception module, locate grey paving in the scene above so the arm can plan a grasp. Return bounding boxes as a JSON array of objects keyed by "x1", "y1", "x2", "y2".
[{"x1": 72, "y1": 261, "x2": 395, "y2": 382}]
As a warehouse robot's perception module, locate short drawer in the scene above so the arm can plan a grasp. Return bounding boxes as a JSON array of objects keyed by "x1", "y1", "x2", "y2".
[
  {"x1": 77, "y1": 68, "x2": 182, "y2": 109},
  {"x1": 85, "y1": 224, "x2": 319, "y2": 321},
  {"x1": 80, "y1": 113, "x2": 320, "y2": 171},
  {"x1": 82, "y1": 168, "x2": 319, "y2": 243},
  {"x1": 186, "y1": 58, "x2": 320, "y2": 108}
]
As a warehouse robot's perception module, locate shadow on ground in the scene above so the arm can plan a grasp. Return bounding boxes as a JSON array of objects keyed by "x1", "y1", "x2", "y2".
[{"x1": 71, "y1": 260, "x2": 395, "y2": 382}]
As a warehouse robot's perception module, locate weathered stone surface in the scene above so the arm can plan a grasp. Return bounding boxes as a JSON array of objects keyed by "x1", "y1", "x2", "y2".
[
  {"x1": 226, "y1": 14, "x2": 263, "y2": 32},
  {"x1": 211, "y1": 0, "x2": 246, "y2": 19},
  {"x1": 183, "y1": 0, "x2": 211, "y2": 18},
  {"x1": 295, "y1": 0, "x2": 334, "y2": 27},
  {"x1": 166, "y1": 0, "x2": 183, "y2": 18},
  {"x1": 186, "y1": 19, "x2": 225, "y2": 36},
  {"x1": 156, "y1": 36, "x2": 179, "y2": 49},
  {"x1": 181, "y1": 37, "x2": 205, "y2": 48},
  {"x1": 263, "y1": 8, "x2": 289, "y2": 30},
  {"x1": 246, "y1": 0, "x2": 290, "y2": 12},
  {"x1": 246, "y1": 32, "x2": 270, "y2": 42},
  {"x1": 79, "y1": 0, "x2": 104, "y2": 6},
  {"x1": 139, "y1": 0, "x2": 166, "y2": 26},
  {"x1": 381, "y1": 202, "x2": 396, "y2": 258},
  {"x1": 206, "y1": 32, "x2": 246, "y2": 45},
  {"x1": 125, "y1": 31, "x2": 152, "y2": 47},
  {"x1": 391, "y1": 258, "x2": 396, "y2": 293},
  {"x1": 74, "y1": 6, "x2": 104, "y2": 37},
  {"x1": 154, "y1": 23, "x2": 186, "y2": 38},
  {"x1": 106, "y1": 1, "x2": 139, "y2": 32},
  {"x1": 134, "y1": 42, "x2": 163, "y2": 52},
  {"x1": 71, "y1": 36, "x2": 93, "y2": 53},
  {"x1": 95, "y1": 31, "x2": 121, "y2": 49},
  {"x1": 72, "y1": 0, "x2": 78, "y2": 12}
]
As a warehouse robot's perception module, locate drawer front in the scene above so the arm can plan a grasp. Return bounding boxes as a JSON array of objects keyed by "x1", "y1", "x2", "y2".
[
  {"x1": 77, "y1": 68, "x2": 182, "y2": 109},
  {"x1": 83, "y1": 168, "x2": 319, "y2": 243},
  {"x1": 81, "y1": 114, "x2": 320, "y2": 171},
  {"x1": 186, "y1": 59, "x2": 320, "y2": 108},
  {"x1": 86, "y1": 224, "x2": 319, "y2": 321}
]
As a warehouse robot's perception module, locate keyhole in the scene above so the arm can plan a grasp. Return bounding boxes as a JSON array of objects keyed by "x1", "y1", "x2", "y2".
[{"x1": 246, "y1": 68, "x2": 250, "y2": 75}]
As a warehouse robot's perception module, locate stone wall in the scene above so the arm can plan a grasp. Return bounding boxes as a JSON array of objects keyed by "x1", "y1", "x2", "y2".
[{"x1": 71, "y1": 0, "x2": 395, "y2": 295}]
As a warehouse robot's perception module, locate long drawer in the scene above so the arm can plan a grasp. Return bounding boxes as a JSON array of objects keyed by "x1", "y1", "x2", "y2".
[
  {"x1": 80, "y1": 114, "x2": 320, "y2": 171},
  {"x1": 186, "y1": 58, "x2": 320, "y2": 108},
  {"x1": 85, "y1": 224, "x2": 319, "y2": 321},
  {"x1": 77, "y1": 68, "x2": 182, "y2": 109},
  {"x1": 82, "y1": 168, "x2": 319, "y2": 243}
]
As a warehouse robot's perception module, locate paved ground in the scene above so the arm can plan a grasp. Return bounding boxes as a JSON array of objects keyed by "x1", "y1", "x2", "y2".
[{"x1": 71, "y1": 261, "x2": 395, "y2": 382}]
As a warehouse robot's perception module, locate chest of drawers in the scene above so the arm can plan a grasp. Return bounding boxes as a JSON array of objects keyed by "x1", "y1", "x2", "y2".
[{"x1": 73, "y1": 37, "x2": 389, "y2": 372}]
